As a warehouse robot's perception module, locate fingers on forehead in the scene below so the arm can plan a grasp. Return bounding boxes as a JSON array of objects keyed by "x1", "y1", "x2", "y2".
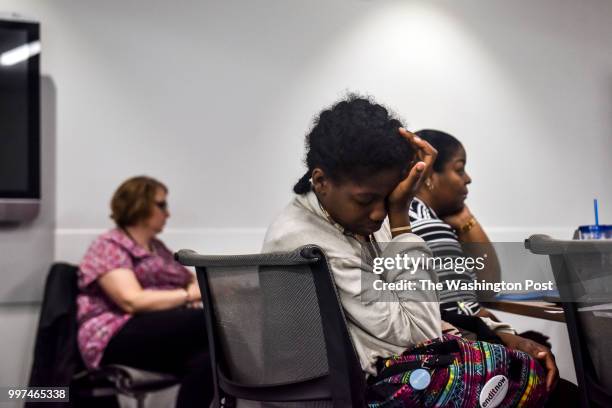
[{"x1": 399, "y1": 128, "x2": 416, "y2": 139}]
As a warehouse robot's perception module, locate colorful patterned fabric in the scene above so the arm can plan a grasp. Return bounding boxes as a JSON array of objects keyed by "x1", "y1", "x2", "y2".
[
  {"x1": 76, "y1": 229, "x2": 193, "y2": 369},
  {"x1": 367, "y1": 334, "x2": 549, "y2": 408}
]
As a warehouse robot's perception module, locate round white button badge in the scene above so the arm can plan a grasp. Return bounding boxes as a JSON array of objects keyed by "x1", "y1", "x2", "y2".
[
  {"x1": 479, "y1": 375, "x2": 509, "y2": 408},
  {"x1": 409, "y1": 368, "x2": 431, "y2": 390}
]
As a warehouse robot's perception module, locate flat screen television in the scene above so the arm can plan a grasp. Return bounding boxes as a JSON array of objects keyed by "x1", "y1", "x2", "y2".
[{"x1": 0, "y1": 17, "x2": 40, "y2": 222}]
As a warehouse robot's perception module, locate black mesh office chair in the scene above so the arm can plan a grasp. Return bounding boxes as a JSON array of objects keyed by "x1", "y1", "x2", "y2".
[
  {"x1": 27, "y1": 263, "x2": 178, "y2": 408},
  {"x1": 525, "y1": 235, "x2": 612, "y2": 408},
  {"x1": 175, "y1": 245, "x2": 366, "y2": 408}
]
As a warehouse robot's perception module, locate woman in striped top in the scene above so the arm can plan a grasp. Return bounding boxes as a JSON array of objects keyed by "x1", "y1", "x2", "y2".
[
  {"x1": 409, "y1": 129, "x2": 563, "y2": 392},
  {"x1": 409, "y1": 129, "x2": 501, "y2": 317},
  {"x1": 409, "y1": 195, "x2": 484, "y2": 315}
]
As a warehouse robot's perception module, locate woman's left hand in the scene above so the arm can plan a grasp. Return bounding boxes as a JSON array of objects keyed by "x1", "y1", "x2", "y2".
[
  {"x1": 498, "y1": 332, "x2": 559, "y2": 391},
  {"x1": 387, "y1": 128, "x2": 437, "y2": 213},
  {"x1": 186, "y1": 280, "x2": 202, "y2": 302},
  {"x1": 442, "y1": 205, "x2": 474, "y2": 230}
]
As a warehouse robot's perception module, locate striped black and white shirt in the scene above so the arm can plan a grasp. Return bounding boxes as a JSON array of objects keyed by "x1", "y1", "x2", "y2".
[{"x1": 409, "y1": 197, "x2": 481, "y2": 315}]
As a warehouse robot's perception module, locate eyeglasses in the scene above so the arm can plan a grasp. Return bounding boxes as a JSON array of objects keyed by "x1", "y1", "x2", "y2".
[{"x1": 154, "y1": 200, "x2": 168, "y2": 212}]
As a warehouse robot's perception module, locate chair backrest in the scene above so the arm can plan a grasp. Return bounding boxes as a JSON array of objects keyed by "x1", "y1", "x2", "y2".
[
  {"x1": 175, "y1": 246, "x2": 366, "y2": 408},
  {"x1": 525, "y1": 235, "x2": 612, "y2": 408},
  {"x1": 27, "y1": 263, "x2": 84, "y2": 407}
]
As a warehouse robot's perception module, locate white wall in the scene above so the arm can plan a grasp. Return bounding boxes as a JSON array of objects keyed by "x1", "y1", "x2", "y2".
[
  {"x1": 1, "y1": 0, "x2": 610, "y2": 395},
  {"x1": 3, "y1": 0, "x2": 612, "y2": 263}
]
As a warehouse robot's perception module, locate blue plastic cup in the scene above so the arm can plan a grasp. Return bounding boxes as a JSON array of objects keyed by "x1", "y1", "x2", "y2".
[{"x1": 577, "y1": 225, "x2": 612, "y2": 240}]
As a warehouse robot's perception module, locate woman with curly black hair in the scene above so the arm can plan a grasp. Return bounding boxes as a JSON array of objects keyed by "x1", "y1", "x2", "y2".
[
  {"x1": 262, "y1": 96, "x2": 556, "y2": 407},
  {"x1": 263, "y1": 95, "x2": 446, "y2": 374}
]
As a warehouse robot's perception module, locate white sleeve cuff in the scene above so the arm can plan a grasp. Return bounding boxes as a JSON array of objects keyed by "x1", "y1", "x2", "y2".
[{"x1": 479, "y1": 316, "x2": 517, "y2": 335}]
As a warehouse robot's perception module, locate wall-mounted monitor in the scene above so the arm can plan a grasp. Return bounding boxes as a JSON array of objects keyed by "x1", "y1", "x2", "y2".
[{"x1": 0, "y1": 17, "x2": 40, "y2": 222}]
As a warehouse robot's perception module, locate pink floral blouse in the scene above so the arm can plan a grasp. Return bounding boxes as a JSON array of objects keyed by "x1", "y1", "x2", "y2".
[{"x1": 76, "y1": 229, "x2": 193, "y2": 369}]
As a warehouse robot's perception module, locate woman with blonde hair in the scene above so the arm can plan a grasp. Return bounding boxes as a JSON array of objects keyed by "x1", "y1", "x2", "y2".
[{"x1": 76, "y1": 176, "x2": 212, "y2": 407}]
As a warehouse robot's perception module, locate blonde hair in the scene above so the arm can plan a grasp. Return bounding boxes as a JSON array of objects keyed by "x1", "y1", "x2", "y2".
[{"x1": 110, "y1": 176, "x2": 167, "y2": 228}]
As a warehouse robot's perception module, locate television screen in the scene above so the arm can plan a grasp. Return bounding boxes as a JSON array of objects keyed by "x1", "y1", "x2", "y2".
[{"x1": 0, "y1": 18, "x2": 40, "y2": 220}]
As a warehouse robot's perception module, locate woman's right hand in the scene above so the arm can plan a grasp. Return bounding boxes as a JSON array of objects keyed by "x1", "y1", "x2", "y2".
[{"x1": 387, "y1": 128, "x2": 437, "y2": 213}]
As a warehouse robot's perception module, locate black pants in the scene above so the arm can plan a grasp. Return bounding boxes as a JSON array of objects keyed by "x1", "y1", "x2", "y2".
[{"x1": 100, "y1": 307, "x2": 213, "y2": 408}]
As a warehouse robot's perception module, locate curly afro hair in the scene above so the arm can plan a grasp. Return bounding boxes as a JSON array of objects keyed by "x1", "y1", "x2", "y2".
[{"x1": 293, "y1": 94, "x2": 415, "y2": 194}]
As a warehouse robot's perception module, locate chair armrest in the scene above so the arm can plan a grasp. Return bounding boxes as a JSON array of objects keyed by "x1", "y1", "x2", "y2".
[
  {"x1": 75, "y1": 365, "x2": 179, "y2": 395},
  {"x1": 525, "y1": 234, "x2": 612, "y2": 255},
  {"x1": 175, "y1": 246, "x2": 322, "y2": 267}
]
